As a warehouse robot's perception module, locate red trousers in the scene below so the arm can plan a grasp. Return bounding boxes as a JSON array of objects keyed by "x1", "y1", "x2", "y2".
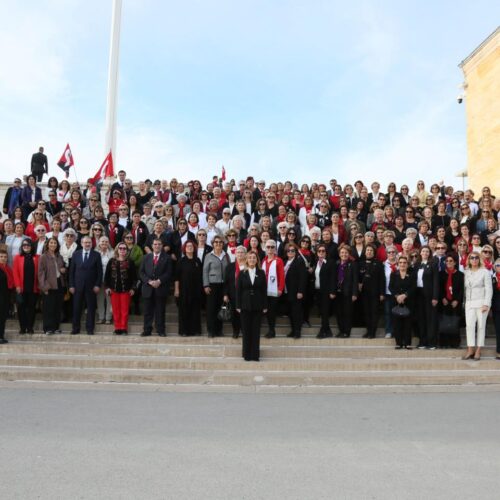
[{"x1": 110, "y1": 292, "x2": 131, "y2": 330}]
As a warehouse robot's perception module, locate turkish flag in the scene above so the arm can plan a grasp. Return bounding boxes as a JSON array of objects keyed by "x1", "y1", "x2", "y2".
[
  {"x1": 89, "y1": 151, "x2": 115, "y2": 185},
  {"x1": 57, "y1": 143, "x2": 74, "y2": 178},
  {"x1": 221, "y1": 166, "x2": 226, "y2": 181}
]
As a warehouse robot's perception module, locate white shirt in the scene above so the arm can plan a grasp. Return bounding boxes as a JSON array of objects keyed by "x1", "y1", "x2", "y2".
[
  {"x1": 417, "y1": 263, "x2": 426, "y2": 288},
  {"x1": 248, "y1": 267, "x2": 256, "y2": 284},
  {"x1": 315, "y1": 260, "x2": 325, "y2": 289}
]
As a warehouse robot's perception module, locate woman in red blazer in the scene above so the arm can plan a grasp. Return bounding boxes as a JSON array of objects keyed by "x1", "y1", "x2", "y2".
[{"x1": 13, "y1": 239, "x2": 39, "y2": 333}]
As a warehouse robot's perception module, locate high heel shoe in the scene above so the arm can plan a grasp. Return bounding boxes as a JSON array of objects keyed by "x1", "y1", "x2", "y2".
[{"x1": 462, "y1": 351, "x2": 475, "y2": 360}]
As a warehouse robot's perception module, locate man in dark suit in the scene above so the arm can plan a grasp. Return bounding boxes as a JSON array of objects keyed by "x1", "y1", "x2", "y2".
[
  {"x1": 139, "y1": 238, "x2": 173, "y2": 337},
  {"x1": 69, "y1": 236, "x2": 103, "y2": 335},
  {"x1": 31, "y1": 147, "x2": 48, "y2": 182}
]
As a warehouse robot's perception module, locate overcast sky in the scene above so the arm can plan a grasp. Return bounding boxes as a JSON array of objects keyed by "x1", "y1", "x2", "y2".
[{"x1": 0, "y1": 0, "x2": 498, "y2": 189}]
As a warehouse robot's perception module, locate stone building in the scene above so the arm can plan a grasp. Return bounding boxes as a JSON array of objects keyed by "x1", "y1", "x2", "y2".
[{"x1": 459, "y1": 27, "x2": 500, "y2": 195}]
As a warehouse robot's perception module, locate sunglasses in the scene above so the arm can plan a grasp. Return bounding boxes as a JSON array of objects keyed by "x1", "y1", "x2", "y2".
[
  {"x1": 213, "y1": 241, "x2": 223, "y2": 244},
  {"x1": 118, "y1": 247, "x2": 127, "y2": 251},
  {"x1": 482, "y1": 250, "x2": 492, "y2": 254},
  {"x1": 317, "y1": 249, "x2": 326, "y2": 253},
  {"x1": 470, "y1": 256, "x2": 480, "y2": 260}
]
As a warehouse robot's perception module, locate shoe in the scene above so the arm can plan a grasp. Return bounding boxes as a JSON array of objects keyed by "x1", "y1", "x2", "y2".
[
  {"x1": 71, "y1": 330, "x2": 80, "y2": 335},
  {"x1": 362, "y1": 333, "x2": 370, "y2": 338},
  {"x1": 0, "y1": 339, "x2": 6, "y2": 344},
  {"x1": 324, "y1": 332, "x2": 333, "y2": 338},
  {"x1": 106, "y1": 320, "x2": 113, "y2": 325},
  {"x1": 45, "y1": 331, "x2": 55, "y2": 336},
  {"x1": 462, "y1": 351, "x2": 474, "y2": 360},
  {"x1": 158, "y1": 333, "x2": 166, "y2": 337},
  {"x1": 404, "y1": 345, "x2": 413, "y2": 350},
  {"x1": 232, "y1": 334, "x2": 239, "y2": 339},
  {"x1": 427, "y1": 346, "x2": 437, "y2": 350},
  {"x1": 286, "y1": 332, "x2": 295, "y2": 338},
  {"x1": 55, "y1": 329, "x2": 62, "y2": 334},
  {"x1": 100, "y1": 319, "x2": 106, "y2": 325},
  {"x1": 264, "y1": 332, "x2": 275, "y2": 339},
  {"x1": 208, "y1": 333, "x2": 215, "y2": 338},
  {"x1": 495, "y1": 354, "x2": 500, "y2": 360},
  {"x1": 395, "y1": 345, "x2": 403, "y2": 350},
  {"x1": 366, "y1": 334, "x2": 375, "y2": 339},
  {"x1": 302, "y1": 321, "x2": 311, "y2": 328},
  {"x1": 341, "y1": 333, "x2": 350, "y2": 338},
  {"x1": 87, "y1": 331, "x2": 94, "y2": 336},
  {"x1": 27, "y1": 329, "x2": 34, "y2": 334},
  {"x1": 384, "y1": 333, "x2": 392, "y2": 339},
  {"x1": 19, "y1": 329, "x2": 26, "y2": 334},
  {"x1": 293, "y1": 334, "x2": 301, "y2": 339},
  {"x1": 417, "y1": 344, "x2": 426, "y2": 349},
  {"x1": 473, "y1": 352, "x2": 481, "y2": 361},
  {"x1": 140, "y1": 332, "x2": 151, "y2": 337},
  {"x1": 316, "y1": 332, "x2": 325, "y2": 339},
  {"x1": 113, "y1": 330, "x2": 121, "y2": 335},
  {"x1": 335, "y1": 332, "x2": 344, "y2": 338}
]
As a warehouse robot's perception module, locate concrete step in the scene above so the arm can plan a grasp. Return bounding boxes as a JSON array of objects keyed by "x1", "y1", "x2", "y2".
[
  {"x1": 2, "y1": 341, "x2": 492, "y2": 359},
  {"x1": 1, "y1": 352, "x2": 499, "y2": 371},
  {"x1": 2, "y1": 365, "x2": 500, "y2": 386}
]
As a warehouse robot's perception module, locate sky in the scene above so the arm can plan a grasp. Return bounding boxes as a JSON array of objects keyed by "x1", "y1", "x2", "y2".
[{"x1": 0, "y1": 0, "x2": 498, "y2": 189}]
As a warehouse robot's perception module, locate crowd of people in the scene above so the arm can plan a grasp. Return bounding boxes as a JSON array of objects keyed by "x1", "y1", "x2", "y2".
[{"x1": 0, "y1": 159, "x2": 499, "y2": 363}]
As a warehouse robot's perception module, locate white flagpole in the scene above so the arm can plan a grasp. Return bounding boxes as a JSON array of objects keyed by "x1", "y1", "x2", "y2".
[{"x1": 104, "y1": 0, "x2": 122, "y2": 171}]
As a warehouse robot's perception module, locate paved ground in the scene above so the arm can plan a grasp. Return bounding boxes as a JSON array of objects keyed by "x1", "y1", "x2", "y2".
[{"x1": 1, "y1": 388, "x2": 499, "y2": 500}]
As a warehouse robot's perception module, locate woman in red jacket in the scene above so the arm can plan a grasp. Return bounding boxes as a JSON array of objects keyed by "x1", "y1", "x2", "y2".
[{"x1": 13, "y1": 239, "x2": 39, "y2": 333}]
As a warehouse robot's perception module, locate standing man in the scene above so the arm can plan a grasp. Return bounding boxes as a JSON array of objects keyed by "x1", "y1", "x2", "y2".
[
  {"x1": 31, "y1": 147, "x2": 48, "y2": 182},
  {"x1": 69, "y1": 236, "x2": 103, "y2": 335},
  {"x1": 139, "y1": 238, "x2": 172, "y2": 337}
]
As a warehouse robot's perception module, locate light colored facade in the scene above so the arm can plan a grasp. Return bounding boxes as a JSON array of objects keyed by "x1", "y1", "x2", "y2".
[{"x1": 459, "y1": 27, "x2": 500, "y2": 195}]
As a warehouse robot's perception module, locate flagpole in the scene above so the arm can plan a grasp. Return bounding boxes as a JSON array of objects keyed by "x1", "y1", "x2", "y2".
[{"x1": 104, "y1": 0, "x2": 122, "y2": 166}]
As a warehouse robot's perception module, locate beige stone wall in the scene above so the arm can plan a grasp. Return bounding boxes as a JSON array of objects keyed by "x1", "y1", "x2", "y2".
[{"x1": 461, "y1": 29, "x2": 500, "y2": 196}]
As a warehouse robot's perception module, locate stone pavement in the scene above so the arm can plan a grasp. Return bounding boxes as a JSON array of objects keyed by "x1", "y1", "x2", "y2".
[{"x1": 1, "y1": 388, "x2": 499, "y2": 499}]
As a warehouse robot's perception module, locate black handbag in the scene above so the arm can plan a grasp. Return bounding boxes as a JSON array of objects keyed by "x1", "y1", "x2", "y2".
[
  {"x1": 217, "y1": 303, "x2": 232, "y2": 322},
  {"x1": 438, "y1": 314, "x2": 460, "y2": 335},
  {"x1": 391, "y1": 304, "x2": 410, "y2": 317},
  {"x1": 15, "y1": 293, "x2": 24, "y2": 305}
]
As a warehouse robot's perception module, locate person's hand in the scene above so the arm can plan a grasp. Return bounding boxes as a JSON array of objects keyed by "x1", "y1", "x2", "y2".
[
  {"x1": 129, "y1": 290, "x2": 135, "y2": 296},
  {"x1": 278, "y1": 291, "x2": 282, "y2": 297},
  {"x1": 93, "y1": 286, "x2": 100, "y2": 294},
  {"x1": 16, "y1": 286, "x2": 21, "y2": 294},
  {"x1": 431, "y1": 299, "x2": 438, "y2": 307},
  {"x1": 329, "y1": 293, "x2": 335, "y2": 299},
  {"x1": 204, "y1": 287, "x2": 211, "y2": 295},
  {"x1": 263, "y1": 309, "x2": 267, "y2": 314},
  {"x1": 223, "y1": 295, "x2": 229, "y2": 303},
  {"x1": 481, "y1": 305, "x2": 489, "y2": 313},
  {"x1": 106, "y1": 289, "x2": 111, "y2": 296},
  {"x1": 352, "y1": 295, "x2": 357, "y2": 302},
  {"x1": 44, "y1": 291, "x2": 49, "y2": 295},
  {"x1": 174, "y1": 290, "x2": 179, "y2": 298},
  {"x1": 442, "y1": 298, "x2": 448, "y2": 306},
  {"x1": 69, "y1": 287, "x2": 75, "y2": 295},
  {"x1": 297, "y1": 293, "x2": 303, "y2": 300},
  {"x1": 451, "y1": 300, "x2": 458, "y2": 308},
  {"x1": 60, "y1": 267, "x2": 66, "y2": 274},
  {"x1": 379, "y1": 295, "x2": 385, "y2": 302},
  {"x1": 236, "y1": 308, "x2": 241, "y2": 313},
  {"x1": 358, "y1": 284, "x2": 363, "y2": 291}
]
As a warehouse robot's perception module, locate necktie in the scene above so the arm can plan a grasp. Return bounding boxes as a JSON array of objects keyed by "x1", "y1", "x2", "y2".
[
  {"x1": 439, "y1": 257, "x2": 445, "y2": 272},
  {"x1": 84, "y1": 252, "x2": 88, "y2": 263},
  {"x1": 153, "y1": 255, "x2": 159, "y2": 266}
]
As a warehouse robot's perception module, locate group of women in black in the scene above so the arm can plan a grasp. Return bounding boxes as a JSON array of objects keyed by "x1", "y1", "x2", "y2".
[{"x1": 1, "y1": 174, "x2": 500, "y2": 362}]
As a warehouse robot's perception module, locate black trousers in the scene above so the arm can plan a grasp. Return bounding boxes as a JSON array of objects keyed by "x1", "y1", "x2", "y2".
[
  {"x1": 206, "y1": 283, "x2": 224, "y2": 336},
  {"x1": 32, "y1": 169, "x2": 44, "y2": 182},
  {"x1": 143, "y1": 291, "x2": 167, "y2": 334},
  {"x1": 72, "y1": 288, "x2": 97, "y2": 333},
  {"x1": 314, "y1": 289, "x2": 332, "y2": 333},
  {"x1": 361, "y1": 293, "x2": 380, "y2": 337},
  {"x1": 18, "y1": 292, "x2": 37, "y2": 332},
  {"x1": 303, "y1": 281, "x2": 315, "y2": 323},
  {"x1": 178, "y1": 298, "x2": 201, "y2": 336},
  {"x1": 266, "y1": 296, "x2": 279, "y2": 334},
  {"x1": 241, "y1": 310, "x2": 262, "y2": 361},
  {"x1": 287, "y1": 296, "x2": 303, "y2": 336},
  {"x1": 393, "y1": 314, "x2": 412, "y2": 347},
  {"x1": 229, "y1": 299, "x2": 241, "y2": 335},
  {"x1": 0, "y1": 303, "x2": 7, "y2": 339},
  {"x1": 439, "y1": 304, "x2": 462, "y2": 348},
  {"x1": 42, "y1": 288, "x2": 63, "y2": 332},
  {"x1": 336, "y1": 294, "x2": 353, "y2": 335},
  {"x1": 416, "y1": 289, "x2": 437, "y2": 346},
  {"x1": 495, "y1": 311, "x2": 500, "y2": 354}
]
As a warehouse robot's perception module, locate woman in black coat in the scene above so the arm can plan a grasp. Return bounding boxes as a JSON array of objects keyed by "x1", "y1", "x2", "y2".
[
  {"x1": 236, "y1": 251, "x2": 267, "y2": 361},
  {"x1": 223, "y1": 246, "x2": 248, "y2": 338},
  {"x1": 335, "y1": 245, "x2": 359, "y2": 338},
  {"x1": 438, "y1": 254, "x2": 464, "y2": 348},
  {"x1": 168, "y1": 218, "x2": 196, "y2": 262},
  {"x1": 389, "y1": 256, "x2": 416, "y2": 349},
  {"x1": 0, "y1": 249, "x2": 13, "y2": 344},
  {"x1": 313, "y1": 244, "x2": 336, "y2": 339},
  {"x1": 284, "y1": 243, "x2": 308, "y2": 339},
  {"x1": 491, "y1": 259, "x2": 500, "y2": 358},
  {"x1": 358, "y1": 244, "x2": 385, "y2": 339},
  {"x1": 174, "y1": 240, "x2": 203, "y2": 336}
]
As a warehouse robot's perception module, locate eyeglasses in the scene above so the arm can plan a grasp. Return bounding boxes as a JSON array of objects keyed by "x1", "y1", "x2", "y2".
[
  {"x1": 178, "y1": 222, "x2": 187, "y2": 225},
  {"x1": 472, "y1": 236, "x2": 480, "y2": 240},
  {"x1": 119, "y1": 208, "x2": 128, "y2": 211},
  {"x1": 266, "y1": 245, "x2": 276, "y2": 249},
  {"x1": 213, "y1": 241, "x2": 223, "y2": 245},
  {"x1": 36, "y1": 229, "x2": 46, "y2": 232},
  {"x1": 317, "y1": 249, "x2": 326, "y2": 253},
  {"x1": 482, "y1": 250, "x2": 492, "y2": 254},
  {"x1": 66, "y1": 234, "x2": 75, "y2": 238},
  {"x1": 355, "y1": 235, "x2": 363, "y2": 239},
  {"x1": 495, "y1": 264, "x2": 500, "y2": 268},
  {"x1": 49, "y1": 194, "x2": 56, "y2": 197},
  {"x1": 34, "y1": 212, "x2": 42, "y2": 216},
  {"x1": 387, "y1": 250, "x2": 396, "y2": 254},
  {"x1": 124, "y1": 236, "x2": 133, "y2": 240},
  {"x1": 118, "y1": 247, "x2": 127, "y2": 251},
  {"x1": 287, "y1": 249, "x2": 296, "y2": 253},
  {"x1": 436, "y1": 246, "x2": 446, "y2": 250},
  {"x1": 228, "y1": 234, "x2": 236, "y2": 237}
]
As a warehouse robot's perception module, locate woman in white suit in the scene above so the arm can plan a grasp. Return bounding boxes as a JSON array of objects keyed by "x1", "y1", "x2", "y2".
[{"x1": 463, "y1": 252, "x2": 493, "y2": 360}]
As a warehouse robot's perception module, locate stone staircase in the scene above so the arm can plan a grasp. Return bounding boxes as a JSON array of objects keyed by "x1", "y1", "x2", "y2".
[{"x1": 1, "y1": 313, "x2": 499, "y2": 392}]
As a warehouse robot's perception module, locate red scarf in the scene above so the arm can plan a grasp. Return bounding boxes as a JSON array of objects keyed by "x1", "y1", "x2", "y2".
[
  {"x1": 178, "y1": 203, "x2": 185, "y2": 218},
  {"x1": 459, "y1": 253, "x2": 468, "y2": 269},
  {"x1": 390, "y1": 263, "x2": 397, "y2": 273},
  {"x1": 484, "y1": 259, "x2": 493, "y2": 271},
  {"x1": 299, "y1": 249, "x2": 311, "y2": 257},
  {"x1": 446, "y1": 269, "x2": 455, "y2": 301},
  {"x1": 0, "y1": 263, "x2": 14, "y2": 289},
  {"x1": 496, "y1": 273, "x2": 500, "y2": 291}
]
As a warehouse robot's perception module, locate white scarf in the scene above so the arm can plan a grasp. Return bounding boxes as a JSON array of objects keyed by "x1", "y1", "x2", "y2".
[{"x1": 263, "y1": 258, "x2": 278, "y2": 297}]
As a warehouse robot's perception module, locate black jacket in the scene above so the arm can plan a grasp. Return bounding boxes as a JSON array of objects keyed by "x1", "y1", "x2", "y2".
[
  {"x1": 491, "y1": 274, "x2": 500, "y2": 312},
  {"x1": 139, "y1": 252, "x2": 172, "y2": 298},
  {"x1": 236, "y1": 268, "x2": 268, "y2": 311},
  {"x1": 314, "y1": 259, "x2": 337, "y2": 294},
  {"x1": 223, "y1": 262, "x2": 240, "y2": 302},
  {"x1": 416, "y1": 261, "x2": 439, "y2": 300},
  {"x1": 358, "y1": 259, "x2": 385, "y2": 296},
  {"x1": 389, "y1": 272, "x2": 416, "y2": 305},
  {"x1": 438, "y1": 270, "x2": 464, "y2": 304},
  {"x1": 335, "y1": 260, "x2": 359, "y2": 297},
  {"x1": 31, "y1": 152, "x2": 48, "y2": 174},
  {"x1": 284, "y1": 258, "x2": 308, "y2": 299},
  {"x1": 69, "y1": 249, "x2": 103, "y2": 290}
]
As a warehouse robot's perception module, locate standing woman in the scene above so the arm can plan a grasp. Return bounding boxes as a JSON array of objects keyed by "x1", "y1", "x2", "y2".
[
  {"x1": 104, "y1": 242, "x2": 138, "y2": 335},
  {"x1": 223, "y1": 246, "x2": 248, "y2": 338},
  {"x1": 284, "y1": 243, "x2": 307, "y2": 339},
  {"x1": 298, "y1": 235, "x2": 315, "y2": 327},
  {"x1": 38, "y1": 237, "x2": 66, "y2": 334},
  {"x1": 236, "y1": 251, "x2": 267, "y2": 361},
  {"x1": 174, "y1": 240, "x2": 203, "y2": 337},
  {"x1": 438, "y1": 254, "x2": 464, "y2": 349},
  {"x1": 0, "y1": 249, "x2": 14, "y2": 344},
  {"x1": 493, "y1": 259, "x2": 500, "y2": 359},
  {"x1": 95, "y1": 236, "x2": 114, "y2": 324},
  {"x1": 389, "y1": 256, "x2": 416, "y2": 349},
  {"x1": 462, "y1": 252, "x2": 493, "y2": 360},
  {"x1": 203, "y1": 236, "x2": 230, "y2": 337},
  {"x1": 335, "y1": 245, "x2": 359, "y2": 338},
  {"x1": 358, "y1": 244, "x2": 385, "y2": 339},
  {"x1": 6, "y1": 222, "x2": 29, "y2": 267},
  {"x1": 13, "y1": 239, "x2": 39, "y2": 334},
  {"x1": 313, "y1": 244, "x2": 336, "y2": 339}
]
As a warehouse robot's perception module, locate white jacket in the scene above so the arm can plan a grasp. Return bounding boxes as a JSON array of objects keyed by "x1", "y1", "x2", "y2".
[{"x1": 464, "y1": 268, "x2": 493, "y2": 308}]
